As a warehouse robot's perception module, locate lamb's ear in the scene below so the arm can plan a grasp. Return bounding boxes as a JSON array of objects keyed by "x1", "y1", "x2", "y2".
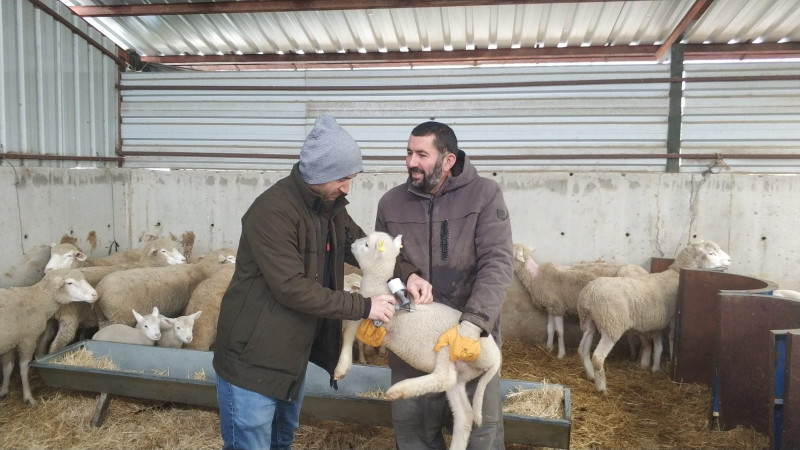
[
  {"x1": 133, "y1": 309, "x2": 143, "y2": 323},
  {"x1": 52, "y1": 275, "x2": 65, "y2": 287},
  {"x1": 393, "y1": 235, "x2": 403, "y2": 250},
  {"x1": 147, "y1": 246, "x2": 158, "y2": 256},
  {"x1": 75, "y1": 251, "x2": 88, "y2": 262},
  {"x1": 151, "y1": 306, "x2": 159, "y2": 316},
  {"x1": 515, "y1": 251, "x2": 525, "y2": 263},
  {"x1": 191, "y1": 311, "x2": 202, "y2": 320},
  {"x1": 50, "y1": 243, "x2": 57, "y2": 248}
]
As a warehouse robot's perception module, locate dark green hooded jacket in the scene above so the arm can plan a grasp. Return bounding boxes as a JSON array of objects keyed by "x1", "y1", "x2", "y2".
[{"x1": 213, "y1": 164, "x2": 368, "y2": 400}]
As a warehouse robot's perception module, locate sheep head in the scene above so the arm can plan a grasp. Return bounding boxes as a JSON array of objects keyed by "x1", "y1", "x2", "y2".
[
  {"x1": 674, "y1": 240, "x2": 731, "y2": 271},
  {"x1": 351, "y1": 231, "x2": 402, "y2": 275},
  {"x1": 45, "y1": 243, "x2": 88, "y2": 272}
]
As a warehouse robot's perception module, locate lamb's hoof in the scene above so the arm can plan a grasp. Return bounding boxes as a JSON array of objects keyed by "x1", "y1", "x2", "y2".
[
  {"x1": 557, "y1": 351, "x2": 566, "y2": 359},
  {"x1": 333, "y1": 365, "x2": 350, "y2": 381},
  {"x1": 23, "y1": 396, "x2": 37, "y2": 406},
  {"x1": 651, "y1": 366, "x2": 661, "y2": 373},
  {"x1": 385, "y1": 387, "x2": 403, "y2": 401}
]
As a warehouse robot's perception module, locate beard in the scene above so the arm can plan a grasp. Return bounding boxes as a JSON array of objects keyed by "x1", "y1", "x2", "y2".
[{"x1": 409, "y1": 154, "x2": 445, "y2": 193}]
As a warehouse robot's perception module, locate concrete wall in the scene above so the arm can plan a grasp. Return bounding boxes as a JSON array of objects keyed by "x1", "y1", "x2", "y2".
[{"x1": 1, "y1": 166, "x2": 798, "y2": 291}]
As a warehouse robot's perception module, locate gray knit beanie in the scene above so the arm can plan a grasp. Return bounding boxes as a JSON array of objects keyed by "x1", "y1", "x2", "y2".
[{"x1": 299, "y1": 115, "x2": 363, "y2": 184}]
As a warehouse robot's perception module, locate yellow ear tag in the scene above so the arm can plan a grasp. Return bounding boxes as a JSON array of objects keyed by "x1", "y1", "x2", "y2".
[
  {"x1": 378, "y1": 240, "x2": 385, "y2": 252},
  {"x1": 400, "y1": 244, "x2": 403, "y2": 249}
]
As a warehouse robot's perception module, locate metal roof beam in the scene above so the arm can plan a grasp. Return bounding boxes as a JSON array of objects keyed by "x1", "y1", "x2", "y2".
[
  {"x1": 139, "y1": 42, "x2": 800, "y2": 69},
  {"x1": 70, "y1": 0, "x2": 654, "y2": 18},
  {"x1": 655, "y1": 0, "x2": 714, "y2": 62}
]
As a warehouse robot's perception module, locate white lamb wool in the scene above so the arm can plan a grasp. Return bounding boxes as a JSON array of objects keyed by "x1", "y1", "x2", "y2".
[
  {"x1": 92, "y1": 307, "x2": 163, "y2": 346},
  {"x1": 157, "y1": 311, "x2": 202, "y2": 348},
  {"x1": 335, "y1": 231, "x2": 502, "y2": 450},
  {"x1": 577, "y1": 240, "x2": 731, "y2": 393}
]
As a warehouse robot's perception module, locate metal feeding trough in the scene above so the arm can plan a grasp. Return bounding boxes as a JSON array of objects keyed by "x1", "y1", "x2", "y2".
[{"x1": 32, "y1": 340, "x2": 571, "y2": 448}]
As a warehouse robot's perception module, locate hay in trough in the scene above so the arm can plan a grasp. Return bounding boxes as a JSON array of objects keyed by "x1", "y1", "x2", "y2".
[
  {"x1": 192, "y1": 368, "x2": 207, "y2": 380},
  {"x1": 1, "y1": 339, "x2": 769, "y2": 449},
  {"x1": 52, "y1": 347, "x2": 118, "y2": 370},
  {"x1": 355, "y1": 388, "x2": 386, "y2": 400},
  {"x1": 503, "y1": 382, "x2": 564, "y2": 419}
]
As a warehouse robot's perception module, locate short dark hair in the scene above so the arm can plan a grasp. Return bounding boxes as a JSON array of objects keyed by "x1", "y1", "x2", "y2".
[{"x1": 411, "y1": 121, "x2": 458, "y2": 156}]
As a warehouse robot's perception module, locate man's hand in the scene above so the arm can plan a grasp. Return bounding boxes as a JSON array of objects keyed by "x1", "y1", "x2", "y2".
[
  {"x1": 356, "y1": 319, "x2": 386, "y2": 347},
  {"x1": 433, "y1": 321, "x2": 482, "y2": 362},
  {"x1": 367, "y1": 294, "x2": 396, "y2": 322},
  {"x1": 406, "y1": 273, "x2": 433, "y2": 305}
]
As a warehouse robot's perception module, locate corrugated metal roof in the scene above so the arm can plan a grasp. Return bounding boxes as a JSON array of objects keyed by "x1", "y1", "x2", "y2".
[{"x1": 59, "y1": 0, "x2": 800, "y2": 68}]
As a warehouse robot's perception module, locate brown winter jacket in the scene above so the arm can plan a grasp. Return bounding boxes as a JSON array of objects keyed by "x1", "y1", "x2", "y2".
[
  {"x1": 213, "y1": 164, "x2": 368, "y2": 401},
  {"x1": 376, "y1": 150, "x2": 514, "y2": 340}
]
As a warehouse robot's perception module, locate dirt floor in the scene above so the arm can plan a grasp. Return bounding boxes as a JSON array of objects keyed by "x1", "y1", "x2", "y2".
[{"x1": 0, "y1": 340, "x2": 768, "y2": 449}]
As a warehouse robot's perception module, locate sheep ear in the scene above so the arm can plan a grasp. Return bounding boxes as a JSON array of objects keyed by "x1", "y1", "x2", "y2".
[
  {"x1": 75, "y1": 251, "x2": 88, "y2": 262},
  {"x1": 161, "y1": 317, "x2": 175, "y2": 325},
  {"x1": 515, "y1": 252, "x2": 525, "y2": 263},
  {"x1": 133, "y1": 309, "x2": 143, "y2": 322},
  {"x1": 52, "y1": 275, "x2": 65, "y2": 286},
  {"x1": 151, "y1": 306, "x2": 159, "y2": 316},
  {"x1": 393, "y1": 235, "x2": 403, "y2": 250},
  {"x1": 192, "y1": 311, "x2": 202, "y2": 320},
  {"x1": 50, "y1": 243, "x2": 57, "y2": 248},
  {"x1": 147, "y1": 246, "x2": 158, "y2": 256}
]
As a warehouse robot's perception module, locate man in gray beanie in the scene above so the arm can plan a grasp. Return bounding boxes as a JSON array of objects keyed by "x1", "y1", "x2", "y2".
[{"x1": 214, "y1": 114, "x2": 413, "y2": 449}]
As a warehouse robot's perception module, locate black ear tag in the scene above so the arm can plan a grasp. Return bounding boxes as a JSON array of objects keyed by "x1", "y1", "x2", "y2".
[{"x1": 497, "y1": 209, "x2": 508, "y2": 220}]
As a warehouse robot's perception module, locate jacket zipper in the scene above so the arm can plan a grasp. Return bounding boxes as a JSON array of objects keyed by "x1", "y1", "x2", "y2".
[
  {"x1": 428, "y1": 197, "x2": 434, "y2": 277},
  {"x1": 314, "y1": 214, "x2": 321, "y2": 281}
]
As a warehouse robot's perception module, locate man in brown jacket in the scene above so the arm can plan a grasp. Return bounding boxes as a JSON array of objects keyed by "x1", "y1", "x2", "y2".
[
  {"x1": 213, "y1": 115, "x2": 398, "y2": 450},
  {"x1": 375, "y1": 121, "x2": 514, "y2": 449}
]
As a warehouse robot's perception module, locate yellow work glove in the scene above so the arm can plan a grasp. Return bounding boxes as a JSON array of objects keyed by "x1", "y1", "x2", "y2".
[
  {"x1": 355, "y1": 319, "x2": 386, "y2": 348},
  {"x1": 434, "y1": 321, "x2": 482, "y2": 362}
]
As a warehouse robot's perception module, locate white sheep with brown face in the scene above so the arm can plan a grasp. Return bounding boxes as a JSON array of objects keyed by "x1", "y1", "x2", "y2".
[
  {"x1": 335, "y1": 231, "x2": 502, "y2": 450},
  {"x1": 0, "y1": 269, "x2": 98, "y2": 405},
  {"x1": 577, "y1": 240, "x2": 731, "y2": 393}
]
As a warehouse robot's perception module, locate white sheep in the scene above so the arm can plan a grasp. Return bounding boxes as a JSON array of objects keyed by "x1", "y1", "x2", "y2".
[
  {"x1": 0, "y1": 269, "x2": 98, "y2": 405},
  {"x1": 44, "y1": 237, "x2": 186, "y2": 272},
  {"x1": 95, "y1": 252, "x2": 230, "y2": 327},
  {"x1": 577, "y1": 240, "x2": 731, "y2": 393},
  {"x1": 92, "y1": 307, "x2": 163, "y2": 345},
  {"x1": 0, "y1": 244, "x2": 51, "y2": 288},
  {"x1": 335, "y1": 232, "x2": 502, "y2": 450},
  {"x1": 39, "y1": 243, "x2": 188, "y2": 356},
  {"x1": 773, "y1": 289, "x2": 800, "y2": 300},
  {"x1": 512, "y1": 244, "x2": 648, "y2": 359},
  {"x1": 156, "y1": 311, "x2": 202, "y2": 348},
  {"x1": 179, "y1": 249, "x2": 236, "y2": 351},
  {"x1": 340, "y1": 272, "x2": 386, "y2": 364}
]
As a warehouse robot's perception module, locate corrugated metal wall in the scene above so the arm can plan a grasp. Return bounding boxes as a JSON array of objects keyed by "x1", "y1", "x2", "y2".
[
  {"x1": 121, "y1": 61, "x2": 800, "y2": 172},
  {"x1": 0, "y1": 0, "x2": 119, "y2": 167},
  {"x1": 121, "y1": 64, "x2": 673, "y2": 171},
  {"x1": 682, "y1": 61, "x2": 800, "y2": 173}
]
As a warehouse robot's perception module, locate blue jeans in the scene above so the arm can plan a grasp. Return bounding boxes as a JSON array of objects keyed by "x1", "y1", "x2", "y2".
[{"x1": 216, "y1": 375, "x2": 306, "y2": 450}]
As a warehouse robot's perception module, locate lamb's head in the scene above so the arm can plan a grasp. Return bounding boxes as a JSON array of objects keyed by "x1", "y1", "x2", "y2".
[
  {"x1": 134, "y1": 307, "x2": 162, "y2": 341},
  {"x1": 45, "y1": 243, "x2": 87, "y2": 272},
  {"x1": 196, "y1": 248, "x2": 237, "y2": 266},
  {"x1": 512, "y1": 243, "x2": 538, "y2": 277},
  {"x1": 162, "y1": 311, "x2": 202, "y2": 344},
  {"x1": 674, "y1": 240, "x2": 731, "y2": 271},
  {"x1": 351, "y1": 232, "x2": 402, "y2": 276},
  {"x1": 44, "y1": 269, "x2": 98, "y2": 304},
  {"x1": 142, "y1": 238, "x2": 187, "y2": 266}
]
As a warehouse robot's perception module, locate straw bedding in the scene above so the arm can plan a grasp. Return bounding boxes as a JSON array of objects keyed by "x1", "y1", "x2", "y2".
[{"x1": 0, "y1": 339, "x2": 767, "y2": 449}]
